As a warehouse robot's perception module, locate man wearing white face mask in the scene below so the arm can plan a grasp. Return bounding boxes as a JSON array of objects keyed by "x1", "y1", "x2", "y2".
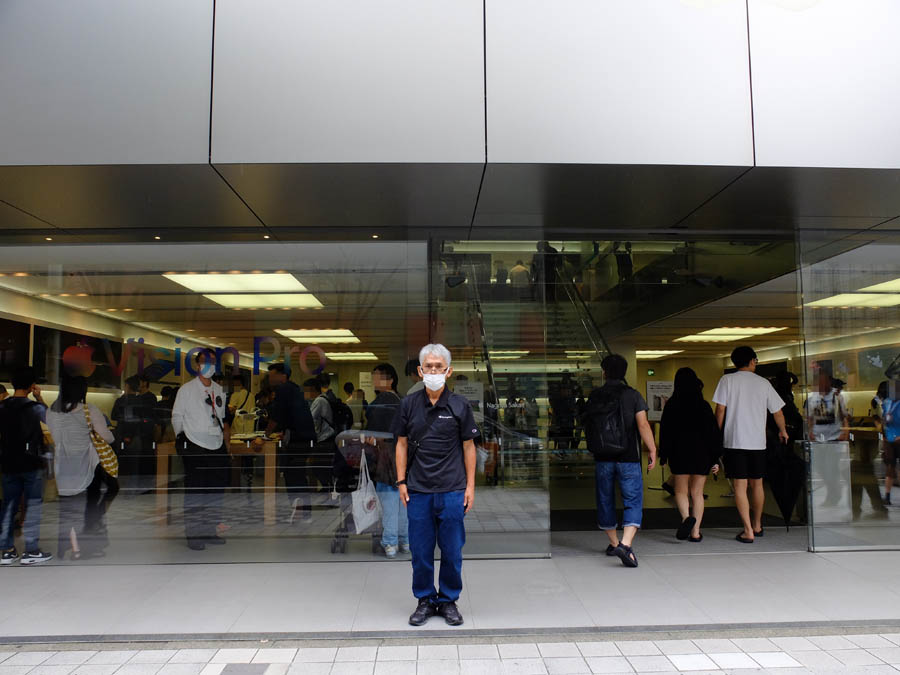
[
  {"x1": 392, "y1": 344, "x2": 479, "y2": 626},
  {"x1": 172, "y1": 349, "x2": 231, "y2": 550}
]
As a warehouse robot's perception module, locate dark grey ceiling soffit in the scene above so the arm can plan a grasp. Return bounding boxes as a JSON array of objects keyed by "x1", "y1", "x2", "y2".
[
  {"x1": 0, "y1": 163, "x2": 899, "y2": 243},
  {"x1": 0, "y1": 164, "x2": 262, "y2": 233},
  {"x1": 213, "y1": 163, "x2": 484, "y2": 231}
]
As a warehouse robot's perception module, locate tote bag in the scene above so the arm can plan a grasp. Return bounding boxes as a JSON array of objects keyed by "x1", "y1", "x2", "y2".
[
  {"x1": 351, "y1": 449, "x2": 381, "y2": 534},
  {"x1": 83, "y1": 404, "x2": 119, "y2": 478}
]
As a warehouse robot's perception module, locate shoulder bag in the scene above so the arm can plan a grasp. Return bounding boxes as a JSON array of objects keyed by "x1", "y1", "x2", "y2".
[{"x1": 83, "y1": 404, "x2": 119, "y2": 478}]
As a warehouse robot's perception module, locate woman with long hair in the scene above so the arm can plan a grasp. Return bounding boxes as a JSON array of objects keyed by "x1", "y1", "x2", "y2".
[
  {"x1": 46, "y1": 375, "x2": 118, "y2": 559},
  {"x1": 659, "y1": 367, "x2": 721, "y2": 542}
]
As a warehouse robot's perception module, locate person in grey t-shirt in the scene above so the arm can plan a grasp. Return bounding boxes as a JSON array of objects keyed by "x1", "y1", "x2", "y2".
[{"x1": 712, "y1": 346, "x2": 788, "y2": 544}]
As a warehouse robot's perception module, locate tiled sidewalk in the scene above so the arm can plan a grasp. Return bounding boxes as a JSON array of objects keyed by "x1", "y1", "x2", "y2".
[{"x1": 4, "y1": 634, "x2": 900, "y2": 675}]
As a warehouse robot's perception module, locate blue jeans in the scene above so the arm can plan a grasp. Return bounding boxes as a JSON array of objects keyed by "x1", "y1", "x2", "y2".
[
  {"x1": 407, "y1": 490, "x2": 465, "y2": 604},
  {"x1": 376, "y1": 482, "x2": 408, "y2": 549},
  {"x1": 0, "y1": 470, "x2": 44, "y2": 551},
  {"x1": 595, "y1": 461, "x2": 643, "y2": 531}
]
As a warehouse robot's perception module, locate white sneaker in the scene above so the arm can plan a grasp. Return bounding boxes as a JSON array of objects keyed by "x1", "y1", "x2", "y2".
[
  {"x1": 383, "y1": 545, "x2": 398, "y2": 558},
  {"x1": 399, "y1": 543, "x2": 411, "y2": 554},
  {"x1": 289, "y1": 498, "x2": 304, "y2": 525}
]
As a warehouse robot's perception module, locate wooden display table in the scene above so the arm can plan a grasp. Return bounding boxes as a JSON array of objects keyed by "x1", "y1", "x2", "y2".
[{"x1": 155, "y1": 437, "x2": 279, "y2": 528}]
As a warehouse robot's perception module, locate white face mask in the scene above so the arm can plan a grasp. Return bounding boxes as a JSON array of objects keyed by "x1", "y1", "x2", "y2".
[
  {"x1": 198, "y1": 362, "x2": 215, "y2": 379},
  {"x1": 422, "y1": 372, "x2": 447, "y2": 392}
]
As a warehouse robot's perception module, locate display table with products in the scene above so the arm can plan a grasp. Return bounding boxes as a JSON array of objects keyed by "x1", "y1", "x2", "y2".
[{"x1": 155, "y1": 436, "x2": 279, "y2": 528}]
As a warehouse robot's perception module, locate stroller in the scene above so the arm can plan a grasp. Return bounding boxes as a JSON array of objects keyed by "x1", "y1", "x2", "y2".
[{"x1": 330, "y1": 430, "x2": 384, "y2": 554}]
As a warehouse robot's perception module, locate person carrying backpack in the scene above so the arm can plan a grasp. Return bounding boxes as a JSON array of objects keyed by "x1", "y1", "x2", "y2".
[
  {"x1": 582, "y1": 354, "x2": 657, "y2": 568},
  {"x1": 0, "y1": 366, "x2": 53, "y2": 565},
  {"x1": 317, "y1": 373, "x2": 353, "y2": 434}
]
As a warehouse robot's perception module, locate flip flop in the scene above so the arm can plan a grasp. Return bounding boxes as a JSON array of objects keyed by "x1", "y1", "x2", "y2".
[
  {"x1": 688, "y1": 534, "x2": 703, "y2": 542},
  {"x1": 735, "y1": 533, "x2": 754, "y2": 544},
  {"x1": 613, "y1": 543, "x2": 639, "y2": 568},
  {"x1": 754, "y1": 529, "x2": 764, "y2": 537},
  {"x1": 676, "y1": 516, "x2": 697, "y2": 541}
]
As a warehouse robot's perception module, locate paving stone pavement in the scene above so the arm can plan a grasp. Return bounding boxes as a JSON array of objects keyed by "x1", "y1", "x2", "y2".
[{"x1": 6, "y1": 632, "x2": 900, "y2": 674}]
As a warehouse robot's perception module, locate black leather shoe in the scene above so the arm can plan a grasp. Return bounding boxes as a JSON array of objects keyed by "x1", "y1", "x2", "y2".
[
  {"x1": 187, "y1": 539, "x2": 205, "y2": 551},
  {"x1": 205, "y1": 536, "x2": 226, "y2": 545},
  {"x1": 408, "y1": 599, "x2": 437, "y2": 626},
  {"x1": 437, "y1": 601, "x2": 464, "y2": 626}
]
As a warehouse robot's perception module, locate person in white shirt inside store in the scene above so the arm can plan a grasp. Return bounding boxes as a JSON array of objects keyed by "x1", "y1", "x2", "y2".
[
  {"x1": 172, "y1": 350, "x2": 231, "y2": 551},
  {"x1": 713, "y1": 346, "x2": 788, "y2": 544},
  {"x1": 805, "y1": 368, "x2": 850, "y2": 507}
]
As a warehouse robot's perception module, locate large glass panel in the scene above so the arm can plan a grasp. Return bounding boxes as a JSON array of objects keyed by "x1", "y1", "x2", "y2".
[
  {"x1": 800, "y1": 232, "x2": 900, "y2": 550},
  {"x1": 0, "y1": 240, "x2": 551, "y2": 563}
]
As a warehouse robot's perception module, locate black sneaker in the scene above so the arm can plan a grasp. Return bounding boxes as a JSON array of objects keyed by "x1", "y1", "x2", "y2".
[
  {"x1": 20, "y1": 550, "x2": 52, "y2": 565},
  {"x1": 408, "y1": 598, "x2": 437, "y2": 626},
  {"x1": 1, "y1": 548, "x2": 18, "y2": 565},
  {"x1": 437, "y1": 601, "x2": 464, "y2": 626}
]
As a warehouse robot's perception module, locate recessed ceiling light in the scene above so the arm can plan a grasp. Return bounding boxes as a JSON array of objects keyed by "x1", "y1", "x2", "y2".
[
  {"x1": 263, "y1": 235, "x2": 270, "y2": 240},
  {"x1": 107, "y1": 308, "x2": 117, "y2": 312},
  {"x1": 13, "y1": 273, "x2": 28, "y2": 277},
  {"x1": 324, "y1": 352, "x2": 378, "y2": 361},
  {"x1": 859, "y1": 278, "x2": 900, "y2": 293},
  {"x1": 44, "y1": 237, "x2": 52, "y2": 241},
  {"x1": 372, "y1": 234, "x2": 379, "y2": 239},
  {"x1": 699, "y1": 327, "x2": 787, "y2": 336},
  {"x1": 806, "y1": 293, "x2": 900, "y2": 308},
  {"x1": 154, "y1": 236, "x2": 161, "y2": 240},
  {"x1": 275, "y1": 329, "x2": 360, "y2": 344},
  {"x1": 186, "y1": 329, "x2": 195, "y2": 332},
  {"x1": 39, "y1": 293, "x2": 50, "y2": 298},
  {"x1": 489, "y1": 350, "x2": 529, "y2": 360},
  {"x1": 636, "y1": 350, "x2": 685, "y2": 359},
  {"x1": 122, "y1": 308, "x2": 134, "y2": 312},
  {"x1": 164, "y1": 272, "x2": 310, "y2": 293},
  {"x1": 203, "y1": 294, "x2": 323, "y2": 309},
  {"x1": 675, "y1": 334, "x2": 751, "y2": 343}
]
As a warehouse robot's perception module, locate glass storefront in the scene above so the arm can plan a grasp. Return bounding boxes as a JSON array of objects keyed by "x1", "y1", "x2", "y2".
[
  {"x1": 799, "y1": 233, "x2": 900, "y2": 550},
  {"x1": 3, "y1": 229, "x2": 899, "y2": 563}
]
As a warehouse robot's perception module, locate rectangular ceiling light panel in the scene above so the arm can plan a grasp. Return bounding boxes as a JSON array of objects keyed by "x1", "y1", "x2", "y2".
[
  {"x1": 275, "y1": 329, "x2": 359, "y2": 344},
  {"x1": 203, "y1": 293, "x2": 323, "y2": 308},
  {"x1": 675, "y1": 334, "x2": 752, "y2": 342},
  {"x1": 698, "y1": 327, "x2": 787, "y2": 336},
  {"x1": 806, "y1": 293, "x2": 900, "y2": 308},
  {"x1": 859, "y1": 278, "x2": 900, "y2": 293},
  {"x1": 325, "y1": 352, "x2": 378, "y2": 361},
  {"x1": 165, "y1": 273, "x2": 309, "y2": 293},
  {"x1": 636, "y1": 350, "x2": 684, "y2": 359}
]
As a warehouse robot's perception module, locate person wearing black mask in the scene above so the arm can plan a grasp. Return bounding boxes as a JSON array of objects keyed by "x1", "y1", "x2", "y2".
[{"x1": 659, "y1": 368, "x2": 721, "y2": 542}]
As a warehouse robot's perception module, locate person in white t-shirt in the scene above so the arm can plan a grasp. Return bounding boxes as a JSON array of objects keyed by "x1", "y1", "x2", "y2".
[
  {"x1": 712, "y1": 346, "x2": 788, "y2": 544},
  {"x1": 172, "y1": 350, "x2": 231, "y2": 551},
  {"x1": 804, "y1": 369, "x2": 850, "y2": 506}
]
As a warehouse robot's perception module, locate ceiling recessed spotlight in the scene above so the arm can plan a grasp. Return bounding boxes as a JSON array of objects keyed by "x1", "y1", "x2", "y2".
[
  {"x1": 263, "y1": 235, "x2": 270, "y2": 240},
  {"x1": 13, "y1": 273, "x2": 28, "y2": 277},
  {"x1": 372, "y1": 234, "x2": 380, "y2": 239},
  {"x1": 154, "y1": 236, "x2": 161, "y2": 240},
  {"x1": 44, "y1": 237, "x2": 53, "y2": 241},
  {"x1": 39, "y1": 293, "x2": 50, "y2": 298},
  {"x1": 122, "y1": 308, "x2": 134, "y2": 312},
  {"x1": 186, "y1": 329, "x2": 195, "y2": 332},
  {"x1": 107, "y1": 308, "x2": 117, "y2": 312},
  {"x1": 59, "y1": 293, "x2": 70, "y2": 297}
]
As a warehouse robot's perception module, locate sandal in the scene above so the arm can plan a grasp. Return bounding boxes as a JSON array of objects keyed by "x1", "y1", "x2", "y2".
[
  {"x1": 735, "y1": 533, "x2": 754, "y2": 544},
  {"x1": 676, "y1": 516, "x2": 696, "y2": 541},
  {"x1": 613, "y1": 543, "x2": 639, "y2": 568},
  {"x1": 605, "y1": 544, "x2": 617, "y2": 556},
  {"x1": 688, "y1": 534, "x2": 703, "y2": 543},
  {"x1": 754, "y1": 529, "x2": 764, "y2": 537}
]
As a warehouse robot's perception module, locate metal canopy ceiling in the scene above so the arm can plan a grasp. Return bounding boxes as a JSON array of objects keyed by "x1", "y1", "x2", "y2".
[{"x1": 0, "y1": 164, "x2": 898, "y2": 244}]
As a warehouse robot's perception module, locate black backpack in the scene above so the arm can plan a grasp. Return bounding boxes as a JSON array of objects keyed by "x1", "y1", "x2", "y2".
[
  {"x1": 582, "y1": 384, "x2": 629, "y2": 461},
  {"x1": 327, "y1": 395, "x2": 354, "y2": 434},
  {"x1": 0, "y1": 398, "x2": 43, "y2": 458}
]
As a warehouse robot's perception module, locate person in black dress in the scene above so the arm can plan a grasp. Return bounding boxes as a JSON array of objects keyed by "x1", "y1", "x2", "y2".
[{"x1": 659, "y1": 367, "x2": 721, "y2": 542}]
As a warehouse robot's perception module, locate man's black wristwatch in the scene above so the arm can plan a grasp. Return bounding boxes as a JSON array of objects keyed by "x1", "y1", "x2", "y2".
[{"x1": 395, "y1": 479, "x2": 407, "y2": 487}]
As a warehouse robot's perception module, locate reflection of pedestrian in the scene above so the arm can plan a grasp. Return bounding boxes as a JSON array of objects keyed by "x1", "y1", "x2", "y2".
[
  {"x1": 0, "y1": 366, "x2": 52, "y2": 565},
  {"x1": 533, "y1": 241, "x2": 561, "y2": 302},
  {"x1": 805, "y1": 369, "x2": 850, "y2": 506},
  {"x1": 47, "y1": 376, "x2": 119, "y2": 560},
  {"x1": 494, "y1": 261, "x2": 508, "y2": 285},
  {"x1": 264, "y1": 363, "x2": 318, "y2": 523},
  {"x1": 368, "y1": 363, "x2": 406, "y2": 558},
  {"x1": 172, "y1": 351, "x2": 230, "y2": 551},
  {"x1": 509, "y1": 260, "x2": 530, "y2": 288},
  {"x1": 881, "y1": 388, "x2": 900, "y2": 506}
]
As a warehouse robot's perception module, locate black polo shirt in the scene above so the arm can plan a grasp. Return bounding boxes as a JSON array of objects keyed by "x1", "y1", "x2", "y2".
[
  {"x1": 270, "y1": 381, "x2": 316, "y2": 447},
  {"x1": 391, "y1": 387, "x2": 479, "y2": 493}
]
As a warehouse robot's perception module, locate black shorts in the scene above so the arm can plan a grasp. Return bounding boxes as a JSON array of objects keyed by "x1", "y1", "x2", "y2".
[
  {"x1": 884, "y1": 440, "x2": 900, "y2": 468},
  {"x1": 724, "y1": 448, "x2": 766, "y2": 480}
]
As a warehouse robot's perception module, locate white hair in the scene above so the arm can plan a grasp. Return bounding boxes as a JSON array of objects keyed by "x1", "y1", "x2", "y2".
[{"x1": 419, "y1": 343, "x2": 452, "y2": 367}]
